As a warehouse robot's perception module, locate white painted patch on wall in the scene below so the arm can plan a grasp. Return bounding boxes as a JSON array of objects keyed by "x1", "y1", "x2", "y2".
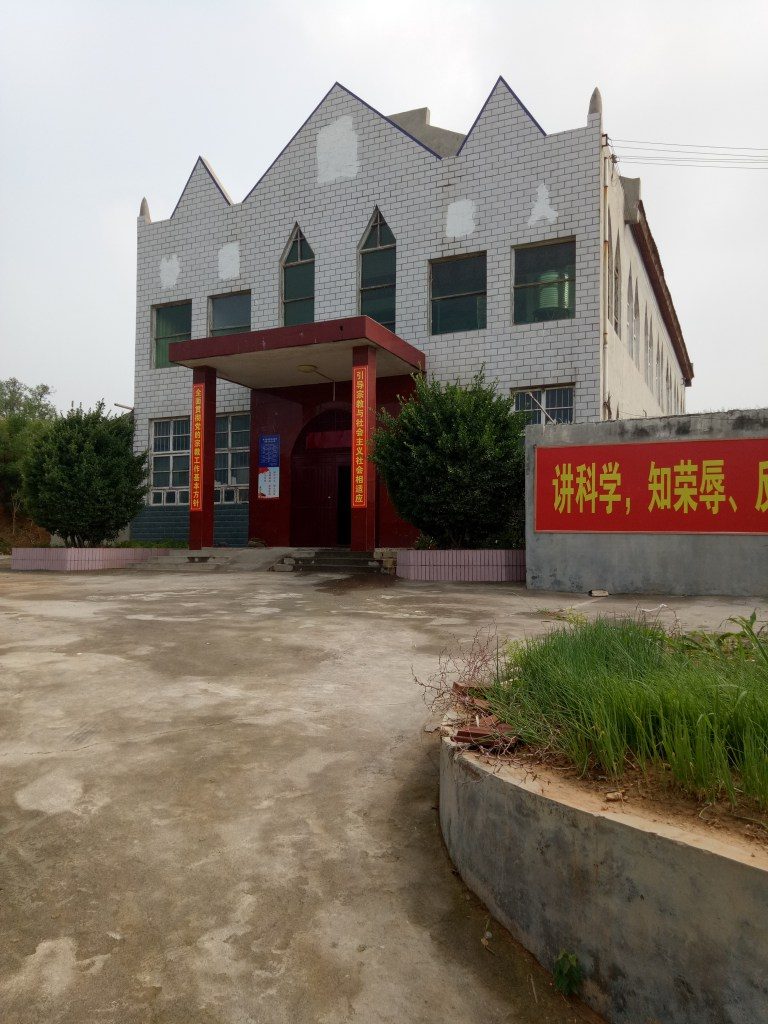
[
  {"x1": 528, "y1": 183, "x2": 558, "y2": 227},
  {"x1": 218, "y1": 241, "x2": 240, "y2": 281},
  {"x1": 159, "y1": 254, "x2": 180, "y2": 290},
  {"x1": 445, "y1": 199, "x2": 476, "y2": 240},
  {"x1": 316, "y1": 116, "x2": 359, "y2": 184}
]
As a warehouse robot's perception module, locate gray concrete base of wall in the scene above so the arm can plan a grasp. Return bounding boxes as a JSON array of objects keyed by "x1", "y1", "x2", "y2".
[{"x1": 439, "y1": 737, "x2": 768, "y2": 1024}]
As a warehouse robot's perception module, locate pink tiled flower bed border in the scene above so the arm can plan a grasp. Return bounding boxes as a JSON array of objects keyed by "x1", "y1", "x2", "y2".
[
  {"x1": 395, "y1": 548, "x2": 526, "y2": 582},
  {"x1": 11, "y1": 548, "x2": 171, "y2": 572}
]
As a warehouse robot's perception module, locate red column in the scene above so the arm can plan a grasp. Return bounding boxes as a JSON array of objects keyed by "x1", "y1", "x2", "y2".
[
  {"x1": 351, "y1": 345, "x2": 377, "y2": 552},
  {"x1": 188, "y1": 366, "x2": 216, "y2": 550}
]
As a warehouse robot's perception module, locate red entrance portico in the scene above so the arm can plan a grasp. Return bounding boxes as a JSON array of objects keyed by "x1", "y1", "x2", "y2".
[{"x1": 169, "y1": 317, "x2": 425, "y2": 552}]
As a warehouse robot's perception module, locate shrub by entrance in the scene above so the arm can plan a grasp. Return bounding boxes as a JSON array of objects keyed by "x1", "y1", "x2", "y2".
[{"x1": 372, "y1": 372, "x2": 526, "y2": 550}]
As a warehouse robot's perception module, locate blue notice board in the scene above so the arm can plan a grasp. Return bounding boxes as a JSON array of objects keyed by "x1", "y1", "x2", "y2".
[{"x1": 258, "y1": 434, "x2": 280, "y2": 499}]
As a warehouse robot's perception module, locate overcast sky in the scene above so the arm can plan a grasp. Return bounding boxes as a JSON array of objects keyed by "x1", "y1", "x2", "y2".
[{"x1": 1, "y1": 0, "x2": 766, "y2": 414}]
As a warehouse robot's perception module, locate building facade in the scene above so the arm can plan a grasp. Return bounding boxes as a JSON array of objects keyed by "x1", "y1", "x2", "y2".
[{"x1": 131, "y1": 78, "x2": 693, "y2": 549}]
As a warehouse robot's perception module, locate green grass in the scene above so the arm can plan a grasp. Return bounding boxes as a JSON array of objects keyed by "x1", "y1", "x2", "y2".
[{"x1": 485, "y1": 615, "x2": 768, "y2": 810}]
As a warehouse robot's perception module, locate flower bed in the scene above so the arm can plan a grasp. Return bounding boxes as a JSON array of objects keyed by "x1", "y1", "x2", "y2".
[
  {"x1": 11, "y1": 547, "x2": 171, "y2": 571},
  {"x1": 395, "y1": 548, "x2": 525, "y2": 582}
]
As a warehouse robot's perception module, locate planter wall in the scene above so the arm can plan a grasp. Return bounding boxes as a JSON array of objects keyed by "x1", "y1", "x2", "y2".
[
  {"x1": 440, "y1": 737, "x2": 768, "y2": 1024},
  {"x1": 11, "y1": 548, "x2": 171, "y2": 572},
  {"x1": 395, "y1": 548, "x2": 525, "y2": 582}
]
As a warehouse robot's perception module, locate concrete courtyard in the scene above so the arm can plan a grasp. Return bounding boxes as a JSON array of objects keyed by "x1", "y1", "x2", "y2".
[{"x1": 1, "y1": 568, "x2": 763, "y2": 1024}]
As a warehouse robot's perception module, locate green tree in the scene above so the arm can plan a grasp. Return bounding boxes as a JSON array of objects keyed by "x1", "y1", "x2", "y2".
[
  {"x1": 23, "y1": 403, "x2": 148, "y2": 547},
  {"x1": 0, "y1": 379, "x2": 57, "y2": 420},
  {"x1": 371, "y1": 372, "x2": 527, "y2": 549},
  {"x1": 0, "y1": 379, "x2": 58, "y2": 527}
]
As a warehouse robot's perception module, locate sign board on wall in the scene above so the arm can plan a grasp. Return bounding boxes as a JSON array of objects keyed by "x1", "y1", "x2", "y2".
[
  {"x1": 190, "y1": 382, "x2": 205, "y2": 512},
  {"x1": 258, "y1": 434, "x2": 280, "y2": 499},
  {"x1": 535, "y1": 439, "x2": 768, "y2": 534},
  {"x1": 352, "y1": 366, "x2": 368, "y2": 508}
]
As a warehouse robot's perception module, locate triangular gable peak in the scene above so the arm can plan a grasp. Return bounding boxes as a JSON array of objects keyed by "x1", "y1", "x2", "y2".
[
  {"x1": 456, "y1": 77, "x2": 545, "y2": 158},
  {"x1": 170, "y1": 156, "x2": 232, "y2": 220},
  {"x1": 243, "y1": 82, "x2": 443, "y2": 203}
]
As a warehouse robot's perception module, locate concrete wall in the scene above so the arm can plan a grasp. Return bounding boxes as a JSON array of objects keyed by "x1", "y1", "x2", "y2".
[
  {"x1": 440, "y1": 739, "x2": 768, "y2": 1024},
  {"x1": 525, "y1": 409, "x2": 768, "y2": 596}
]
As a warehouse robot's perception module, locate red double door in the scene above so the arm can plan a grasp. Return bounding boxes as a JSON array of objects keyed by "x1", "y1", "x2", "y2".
[{"x1": 290, "y1": 410, "x2": 352, "y2": 547}]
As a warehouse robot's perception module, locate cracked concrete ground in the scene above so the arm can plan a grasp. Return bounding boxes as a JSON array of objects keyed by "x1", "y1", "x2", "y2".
[{"x1": 1, "y1": 568, "x2": 762, "y2": 1024}]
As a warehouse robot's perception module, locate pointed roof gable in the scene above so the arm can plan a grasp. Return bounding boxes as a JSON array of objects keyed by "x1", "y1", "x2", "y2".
[
  {"x1": 243, "y1": 82, "x2": 443, "y2": 203},
  {"x1": 170, "y1": 156, "x2": 232, "y2": 220},
  {"x1": 457, "y1": 77, "x2": 545, "y2": 157}
]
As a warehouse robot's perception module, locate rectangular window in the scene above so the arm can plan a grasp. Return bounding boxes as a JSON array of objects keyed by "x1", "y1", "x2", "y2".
[
  {"x1": 214, "y1": 412, "x2": 250, "y2": 501},
  {"x1": 513, "y1": 386, "x2": 574, "y2": 425},
  {"x1": 150, "y1": 418, "x2": 190, "y2": 503},
  {"x1": 153, "y1": 302, "x2": 191, "y2": 369},
  {"x1": 430, "y1": 253, "x2": 486, "y2": 335},
  {"x1": 514, "y1": 241, "x2": 575, "y2": 324},
  {"x1": 210, "y1": 292, "x2": 251, "y2": 336}
]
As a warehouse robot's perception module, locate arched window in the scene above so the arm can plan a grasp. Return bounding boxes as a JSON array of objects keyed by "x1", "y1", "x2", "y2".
[
  {"x1": 633, "y1": 285, "x2": 640, "y2": 368},
  {"x1": 655, "y1": 343, "x2": 662, "y2": 403},
  {"x1": 644, "y1": 312, "x2": 651, "y2": 386},
  {"x1": 618, "y1": 238, "x2": 622, "y2": 335},
  {"x1": 282, "y1": 226, "x2": 314, "y2": 326},
  {"x1": 359, "y1": 210, "x2": 396, "y2": 331},
  {"x1": 626, "y1": 269, "x2": 633, "y2": 357}
]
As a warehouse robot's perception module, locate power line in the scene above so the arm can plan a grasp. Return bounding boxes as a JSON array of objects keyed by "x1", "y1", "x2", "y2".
[
  {"x1": 610, "y1": 137, "x2": 768, "y2": 153},
  {"x1": 607, "y1": 135, "x2": 768, "y2": 170},
  {"x1": 617, "y1": 149, "x2": 767, "y2": 161},
  {"x1": 616, "y1": 160, "x2": 768, "y2": 170}
]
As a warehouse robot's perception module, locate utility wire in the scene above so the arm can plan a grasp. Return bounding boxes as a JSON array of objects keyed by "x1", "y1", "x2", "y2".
[
  {"x1": 607, "y1": 135, "x2": 768, "y2": 170},
  {"x1": 610, "y1": 137, "x2": 768, "y2": 152}
]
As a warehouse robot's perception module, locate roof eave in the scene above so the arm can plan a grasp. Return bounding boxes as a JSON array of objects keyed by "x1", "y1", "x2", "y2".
[{"x1": 631, "y1": 202, "x2": 694, "y2": 386}]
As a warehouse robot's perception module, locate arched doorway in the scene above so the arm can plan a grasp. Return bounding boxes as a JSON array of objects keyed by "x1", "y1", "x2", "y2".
[{"x1": 290, "y1": 408, "x2": 352, "y2": 547}]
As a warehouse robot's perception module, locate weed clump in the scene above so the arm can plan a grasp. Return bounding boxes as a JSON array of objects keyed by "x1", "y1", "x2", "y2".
[{"x1": 484, "y1": 614, "x2": 768, "y2": 810}]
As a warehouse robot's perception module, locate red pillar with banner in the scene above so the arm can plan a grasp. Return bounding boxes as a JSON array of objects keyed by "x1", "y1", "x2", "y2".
[
  {"x1": 351, "y1": 346, "x2": 377, "y2": 552},
  {"x1": 188, "y1": 366, "x2": 216, "y2": 550}
]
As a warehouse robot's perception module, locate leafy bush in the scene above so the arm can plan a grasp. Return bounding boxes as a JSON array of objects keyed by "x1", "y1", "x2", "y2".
[
  {"x1": 486, "y1": 616, "x2": 768, "y2": 808},
  {"x1": 0, "y1": 378, "x2": 58, "y2": 526},
  {"x1": 553, "y1": 951, "x2": 583, "y2": 996},
  {"x1": 23, "y1": 403, "x2": 148, "y2": 547},
  {"x1": 371, "y1": 372, "x2": 526, "y2": 549}
]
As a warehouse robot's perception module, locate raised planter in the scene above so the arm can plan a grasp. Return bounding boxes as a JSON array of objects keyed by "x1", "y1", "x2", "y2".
[
  {"x1": 440, "y1": 736, "x2": 768, "y2": 1024},
  {"x1": 11, "y1": 547, "x2": 171, "y2": 572},
  {"x1": 395, "y1": 548, "x2": 525, "y2": 582}
]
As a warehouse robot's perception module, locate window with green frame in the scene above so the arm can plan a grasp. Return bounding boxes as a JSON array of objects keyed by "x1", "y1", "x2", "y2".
[
  {"x1": 210, "y1": 292, "x2": 251, "y2": 336},
  {"x1": 514, "y1": 241, "x2": 575, "y2": 324},
  {"x1": 430, "y1": 253, "x2": 487, "y2": 335},
  {"x1": 283, "y1": 227, "x2": 314, "y2": 326},
  {"x1": 360, "y1": 210, "x2": 395, "y2": 331},
  {"x1": 154, "y1": 302, "x2": 191, "y2": 369}
]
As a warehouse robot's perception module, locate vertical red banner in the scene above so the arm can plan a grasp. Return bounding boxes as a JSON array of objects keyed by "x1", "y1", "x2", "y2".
[
  {"x1": 352, "y1": 366, "x2": 368, "y2": 508},
  {"x1": 190, "y1": 382, "x2": 204, "y2": 512}
]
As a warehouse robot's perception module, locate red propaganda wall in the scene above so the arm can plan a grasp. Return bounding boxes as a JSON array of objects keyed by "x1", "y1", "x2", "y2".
[{"x1": 535, "y1": 438, "x2": 768, "y2": 534}]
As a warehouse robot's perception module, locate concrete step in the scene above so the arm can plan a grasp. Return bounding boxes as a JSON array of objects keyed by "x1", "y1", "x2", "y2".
[
  {"x1": 294, "y1": 562, "x2": 381, "y2": 574},
  {"x1": 272, "y1": 548, "x2": 382, "y2": 575}
]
